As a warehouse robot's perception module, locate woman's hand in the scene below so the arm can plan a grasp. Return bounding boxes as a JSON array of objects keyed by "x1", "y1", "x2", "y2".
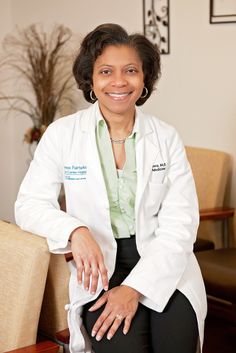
[
  {"x1": 89, "y1": 285, "x2": 141, "y2": 341},
  {"x1": 70, "y1": 227, "x2": 108, "y2": 294}
]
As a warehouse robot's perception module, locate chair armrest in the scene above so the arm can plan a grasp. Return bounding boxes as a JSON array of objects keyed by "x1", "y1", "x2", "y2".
[
  {"x1": 200, "y1": 207, "x2": 234, "y2": 248},
  {"x1": 200, "y1": 207, "x2": 234, "y2": 221},
  {"x1": 5, "y1": 341, "x2": 60, "y2": 353},
  {"x1": 56, "y1": 328, "x2": 70, "y2": 345},
  {"x1": 65, "y1": 252, "x2": 73, "y2": 262}
]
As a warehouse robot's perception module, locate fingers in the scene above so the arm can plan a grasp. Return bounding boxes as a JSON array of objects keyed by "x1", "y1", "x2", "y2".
[
  {"x1": 89, "y1": 255, "x2": 108, "y2": 293},
  {"x1": 74, "y1": 256, "x2": 96, "y2": 291},
  {"x1": 74, "y1": 256, "x2": 83, "y2": 284},
  {"x1": 107, "y1": 315, "x2": 124, "y2": 340},
  {"x1": 81, "y1": 258, "x2": 108, "y2": 294},
  {"x1": 90, "y1": 265, "x2": 99, "y2": 295},
  {"x1": 75, "y1": 259, "x2": 105, "y2": 294},
  {"x1": 91, "y1": 308, "x2": 111, "y2": 339},
  {"x1": 71, "y1": 229, "x2": 108, "y2": 293},
  {"x1": 92, "y1": 313, "x2": 133, "y2": 341},
  {"x1": 91, "y1": 312, "x2": 124, "y2": 341},
  {"x1": 83, "y1": 260, "x2": 91, "y2": 291},
  {"x1": 89, "y1": 292, "x2": 108, "y2": 312},
  {"x1": 99, "y1": 262, "x2": 109, "y2": 291},
  {"x1": 89, "y1": 286, "x2": 140, "y2": 340},
  {"x1": 123, "y1": 315, "x2": 132, "y2": 335}
]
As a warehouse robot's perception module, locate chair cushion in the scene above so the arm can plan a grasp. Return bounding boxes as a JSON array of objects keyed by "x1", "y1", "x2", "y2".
[
  {"x1": 196, "y1": 248, "x2": 236, "y2": 303},
  {"x1": 0, "y1": 221, "x2": 50, "y2": 351}
]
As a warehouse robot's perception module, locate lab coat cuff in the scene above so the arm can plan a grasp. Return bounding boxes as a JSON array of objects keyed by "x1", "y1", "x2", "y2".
[
  {"x1": 47, "y1": 221, "x2": 88, "y2": 253},
  {"x1": 121, "y1": 276, "x2": 171, "y2": 312}
]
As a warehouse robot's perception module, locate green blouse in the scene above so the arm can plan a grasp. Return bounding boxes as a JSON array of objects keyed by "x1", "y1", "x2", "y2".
[{"x1": 96, "y1": 113, "x2": 137, "y2": 238}]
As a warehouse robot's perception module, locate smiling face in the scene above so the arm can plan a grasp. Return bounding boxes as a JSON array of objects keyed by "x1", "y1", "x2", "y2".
[{"x1": 92, "y1": 45, "x2": 144, "y2": 120}]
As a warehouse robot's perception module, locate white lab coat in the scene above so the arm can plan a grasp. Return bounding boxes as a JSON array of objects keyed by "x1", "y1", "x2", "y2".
[{"x1": 15, "y1": 102, "x2": 207, "y2": 353}]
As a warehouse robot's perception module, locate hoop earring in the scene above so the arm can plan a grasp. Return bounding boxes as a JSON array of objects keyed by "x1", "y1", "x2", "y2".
[
  {"x1": 90, "y1": 90, "x2": 97, "y2": 101},
  {"x1": 140, "y1": 87, "x2": 148, "y2": 99}
]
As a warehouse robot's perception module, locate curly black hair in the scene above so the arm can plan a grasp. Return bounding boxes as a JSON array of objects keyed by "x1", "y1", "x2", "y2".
[{"x1": 73, "y1": 23, "x2": 161, "y2": 106}]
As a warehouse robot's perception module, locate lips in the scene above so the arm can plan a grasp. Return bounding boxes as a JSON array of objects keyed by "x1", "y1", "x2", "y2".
[{"x1": 106, "y1": 92, "x2": 132, "y2": 100}]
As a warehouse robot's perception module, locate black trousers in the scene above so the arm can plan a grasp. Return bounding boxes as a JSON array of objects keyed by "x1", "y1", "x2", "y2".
[{"x1": 83, "y1": 236, "x2": 199, "y2": 353}]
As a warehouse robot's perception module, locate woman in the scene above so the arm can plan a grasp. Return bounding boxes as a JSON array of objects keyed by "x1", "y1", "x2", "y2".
[{"x1": 15, "y1": 23, "x2": 207, "y2": 353}]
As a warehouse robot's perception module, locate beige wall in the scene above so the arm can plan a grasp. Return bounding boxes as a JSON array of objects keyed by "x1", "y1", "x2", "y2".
[
  {"x1": 0, "y1": 0, "x2": 15, "y2": 222},
  {"x1": 1, "y1": 0, "x2": 236, "y2": 230}
]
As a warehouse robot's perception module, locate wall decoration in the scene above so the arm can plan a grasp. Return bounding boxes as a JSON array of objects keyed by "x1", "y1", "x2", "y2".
[
  {"x1": 210, "y1": 0, "x2": 236, "y2": 23},
  {"x1": 143, "y1": 0, "x2": 169, "y2": 54}
]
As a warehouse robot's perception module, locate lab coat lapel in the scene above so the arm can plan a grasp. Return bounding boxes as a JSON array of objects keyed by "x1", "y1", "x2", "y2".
[
  {"x1": 80, "y1": 103, "x2": 109, "y2": 204},
  {"x1": 135, "y1": 111, "x2": 161, "y2": 209}
]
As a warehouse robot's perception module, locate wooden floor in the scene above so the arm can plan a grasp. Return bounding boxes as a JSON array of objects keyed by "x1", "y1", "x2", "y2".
[{"x1": 203, "y1": 314, "x2": 236, "y2": 353}]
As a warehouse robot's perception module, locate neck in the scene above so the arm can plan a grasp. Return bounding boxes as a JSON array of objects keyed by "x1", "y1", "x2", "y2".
[
  {"x1": 98, "y1": 106, "x2": 135, "y2": 138},
  {"x1": 108, "y1": 120, "x2": 134, "y2": 138}
]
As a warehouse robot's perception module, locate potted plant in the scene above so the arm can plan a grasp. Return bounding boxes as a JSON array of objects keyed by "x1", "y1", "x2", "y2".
[{"x1": 0, "y1": 24, "x2": 76, "y2": 152}]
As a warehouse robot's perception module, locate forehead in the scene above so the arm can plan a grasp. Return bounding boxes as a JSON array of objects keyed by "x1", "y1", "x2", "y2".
[{"x1": 94, "y1": 45, "x2": 142, "y2": 66}]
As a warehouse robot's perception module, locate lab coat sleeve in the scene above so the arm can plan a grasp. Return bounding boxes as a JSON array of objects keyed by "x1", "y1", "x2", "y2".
[
  {"x1": 15, "y1": 122, "x2": 87, "y2": 253},
  {"x1": 122, "y1": 129, "x2": 199, "y2": 311}
]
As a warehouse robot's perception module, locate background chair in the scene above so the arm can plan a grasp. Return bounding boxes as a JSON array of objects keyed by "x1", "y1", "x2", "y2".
[
  {"x1": 0, "y1": 220, "x2": 59, "y2": 353},
  {"x1": 186, "y1": 146, "x2": 233, "y2": 249},
  {"x1": 187, "y1": 147, "x2": 236, "y2": 325},
  {"x1": 196, "y1": 248, "x2": 236, "y2": 323}
]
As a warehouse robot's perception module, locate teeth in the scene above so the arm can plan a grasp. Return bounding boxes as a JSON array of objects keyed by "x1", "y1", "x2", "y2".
[{"x1": 108, "y1": 93, "x2": 129, "y2": 98}]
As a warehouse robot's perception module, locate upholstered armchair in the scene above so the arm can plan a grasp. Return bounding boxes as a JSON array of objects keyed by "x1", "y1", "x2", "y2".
[
  {"x1": 186, "y1": 147, "x2": 236, "y2": 322},
  {"x1": 186, "y1": 146, "x2": 233, "y2": 250},
  {"x1": 0, "y1": 220, "x2": 59, "y2": 353}
]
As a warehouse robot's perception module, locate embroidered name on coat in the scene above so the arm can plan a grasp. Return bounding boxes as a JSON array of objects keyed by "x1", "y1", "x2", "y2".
[
  {"x1": 152, "y1": 163, "x2": 166, "y2": 172},
  {"x1": 64, "y1": 165, "x2": 87, "y2": 180}
]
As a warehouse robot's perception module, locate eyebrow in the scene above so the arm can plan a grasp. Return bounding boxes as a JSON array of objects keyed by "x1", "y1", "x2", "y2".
[
  {"x1": 96, "y1": 63, "x2": 140, "y2": 68},
  {"x1": 96, "y1": 64, "x2": 113, "y2": 68}
]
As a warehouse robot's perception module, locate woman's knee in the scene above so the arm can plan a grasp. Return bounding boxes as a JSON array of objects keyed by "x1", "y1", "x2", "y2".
[
  {"x1": 83, "y1": 302, "x2": 150, "y2": 353},
  {"x1": 150, "y1": 290, "x2": 198, "y2": 353}
]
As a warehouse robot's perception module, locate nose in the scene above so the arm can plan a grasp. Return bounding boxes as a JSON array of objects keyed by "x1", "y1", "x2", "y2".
[{"x1": 111, "y1": 71, "x2": 127, "y2": 87}]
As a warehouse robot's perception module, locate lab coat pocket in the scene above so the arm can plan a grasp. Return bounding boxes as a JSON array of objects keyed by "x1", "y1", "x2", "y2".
[{"x1": 146, "y1": 181, "x2": 168, "y2": 215}]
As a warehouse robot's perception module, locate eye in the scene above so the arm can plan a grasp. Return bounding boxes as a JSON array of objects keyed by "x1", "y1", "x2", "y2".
[
  {"x1": 126, "y1": 67, "x2": 138, "y2": 74},
  {"x1": 100, "y1": 69, "x2": 111, "y2": 75}
]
